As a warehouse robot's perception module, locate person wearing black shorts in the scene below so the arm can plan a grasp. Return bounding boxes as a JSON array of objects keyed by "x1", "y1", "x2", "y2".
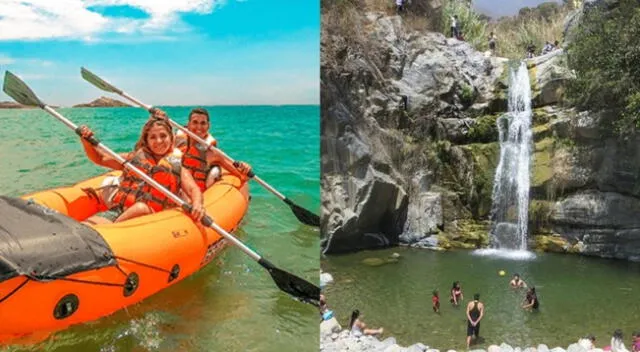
[{"x1": 466, "y1": 293, "x2": 484, "y2": 348}]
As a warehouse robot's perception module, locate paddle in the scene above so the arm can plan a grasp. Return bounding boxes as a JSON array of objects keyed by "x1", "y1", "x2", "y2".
[
  {"x1": 2, "y1": 70, "x2": 320, "y2": 307},
  {"x1": 79, "y1": 67, "x2": 320, "y2": 228}
]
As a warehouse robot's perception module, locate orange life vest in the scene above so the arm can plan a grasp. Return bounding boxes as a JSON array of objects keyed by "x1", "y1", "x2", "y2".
[
  {"x1": 175, "y1": 133, "x2": 217, "y2": 191},
  {"x1": 111, "y1": 148, "x2": 182, "y2": 212}
]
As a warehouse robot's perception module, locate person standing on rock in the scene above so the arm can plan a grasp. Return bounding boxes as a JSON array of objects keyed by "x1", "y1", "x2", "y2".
[
  {"x1": 450, "y1": 15, "x2": 459, "y2": 39},
  {"x1": 395, "y1": 0, "x2": 404, "y2": 13},
  {"x1": 466, "y1": 293, "x2": 484, "y2": 348},
  {"x1": 488, "y1": 31, "x2": 497, "y2": 54}
]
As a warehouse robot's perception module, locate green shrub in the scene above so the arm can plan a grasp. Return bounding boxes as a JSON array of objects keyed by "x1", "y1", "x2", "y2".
[
  {"x1": 566, "y1": 0, "x2": 640, "y2": 137},
  {"x1": 441, "y1": 0, "x2": 487, "y2": 48}
]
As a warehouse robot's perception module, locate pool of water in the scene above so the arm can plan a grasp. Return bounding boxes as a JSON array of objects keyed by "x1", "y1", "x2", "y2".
[{"x1": 322, "y1": 247, "x2": 640, "y2": 350}]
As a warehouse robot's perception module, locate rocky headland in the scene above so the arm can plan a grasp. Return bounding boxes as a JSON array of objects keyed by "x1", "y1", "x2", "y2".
[
  {"x1": 0, "y1": 101, "x2": 31, "y2": 109},
  {"x1": 72, "y1": 96, "x2": 131, "y2": 108}
]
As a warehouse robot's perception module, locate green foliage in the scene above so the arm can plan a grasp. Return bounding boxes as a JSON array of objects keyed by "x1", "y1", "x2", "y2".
[
  {"x1": 460, "y1": 83, "x2": 475, "y2": 105},
  {"x1": 441, "y1": 0, "x2": 487, "y2": 48},
  {"x1": 566, "y1": 0, "x2": 640, "y2": 137},
  {"x1": 467, "y1": 115, "x2": 498, "y2": 143},
  {"x1": 488, "y1": 4, "x2": 570, "y2": 59}
]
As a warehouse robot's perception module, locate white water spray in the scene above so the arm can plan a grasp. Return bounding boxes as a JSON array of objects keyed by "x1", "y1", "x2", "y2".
[{"x1": 487, "y1": 61, "x2": 533, "y2": 254}]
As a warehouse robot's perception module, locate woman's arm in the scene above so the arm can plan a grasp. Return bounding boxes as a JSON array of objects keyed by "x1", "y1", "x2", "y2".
[
  {"x1": 180, "y1": 168, "x2": 205, "y2": 222},
  {"x1": 78, "y1": 126, "x2": 129, "y2": 170}
]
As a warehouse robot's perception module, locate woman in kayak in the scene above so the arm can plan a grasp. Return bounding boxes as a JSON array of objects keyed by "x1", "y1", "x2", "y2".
[{"x1": 78, "y1": 110, "x2": 205, "y2": 224}]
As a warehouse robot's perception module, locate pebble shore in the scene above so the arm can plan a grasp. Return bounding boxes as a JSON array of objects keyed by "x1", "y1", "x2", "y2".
[{"x1": 321, "y1": 318, "x2": 602, "y2": 352}]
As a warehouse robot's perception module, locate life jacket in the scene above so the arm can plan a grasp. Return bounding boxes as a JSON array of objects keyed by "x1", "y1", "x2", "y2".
[
  {"x1": 110, "y1": 148, "x2": 182, "y2": 212},
  {"x1": 175, "y1": 132, "x2": 217, "y2": 191}
]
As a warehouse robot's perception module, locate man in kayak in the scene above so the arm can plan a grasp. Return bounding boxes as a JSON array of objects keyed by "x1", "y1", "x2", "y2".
[
  {"x1": 168, "y1": 108, "x2": 253, "y2": 192},
  {"x1": 78, "y1": 112, "x2": 205, "y2": 224}
]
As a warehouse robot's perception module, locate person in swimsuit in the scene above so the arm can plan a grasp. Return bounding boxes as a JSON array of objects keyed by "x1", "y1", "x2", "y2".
[
  {"x1": 432, "y1": 290, "x2": 440, "y2": 313},
  {"x1": 349, "y1": 309, "x2": 383, "y2": 337},
  {"x1": 522, "y1": 287, "x2": 540, "y2": 311},
  {"x1": 510, "y1": 273, "x2": 527, "y2": 288},
  {"x1": 631, "y1": 331, "x2": 640, "y2": 352},
  {"x1": 450, "y1": 281, "x2": 464, "y2": 306},
  {"x1": 466, "y1": 293, "x2": 484, "y2": 348}
]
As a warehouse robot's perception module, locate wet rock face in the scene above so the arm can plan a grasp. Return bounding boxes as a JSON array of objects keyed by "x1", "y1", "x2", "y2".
[
  {"x1": 322, "y1": 3, "x2": 640, "y2": 261},
  {"x1": 321, "y1": 12, "x2": 507, "y2": 253}
]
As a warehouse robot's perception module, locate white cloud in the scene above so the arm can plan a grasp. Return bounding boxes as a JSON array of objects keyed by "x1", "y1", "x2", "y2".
[
  {"x1": 0, "y1": 0, "x2": 227, "y2": 41},
  {"x1": 0, "y1": 54, "x2": 54, "y2": 67},
  {"x1": 0, "y1": 55, "x2": 16, "y2": 65}
]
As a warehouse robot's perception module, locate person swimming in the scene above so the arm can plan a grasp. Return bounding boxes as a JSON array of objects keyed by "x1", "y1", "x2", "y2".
[
  {"x1": 450, "y1": 281, "x2": 464, "y2": 306},
  {"x1": 432, "y1": 290, "x2": 440, "y2": 313},
  {"x1": 510, "y1": 273, "x2": 527, "y2": 288},
  {"x1": 522, "y1": 287, "x2": 540, "y2": 311}
]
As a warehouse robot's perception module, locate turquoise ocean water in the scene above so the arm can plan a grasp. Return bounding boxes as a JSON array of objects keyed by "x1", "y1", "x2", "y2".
[{"x1": 0, "y1": 105, "x2": 319, "y2": 351}]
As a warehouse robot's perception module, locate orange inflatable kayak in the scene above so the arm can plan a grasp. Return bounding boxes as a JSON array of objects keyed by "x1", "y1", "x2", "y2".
[{"x1": 0, "y1": 169, "x2": 249, "y2": 343}]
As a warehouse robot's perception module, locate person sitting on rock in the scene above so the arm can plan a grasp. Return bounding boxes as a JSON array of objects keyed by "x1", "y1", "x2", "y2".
[
  {"x1": 631, "y1": 331, "x2": 640, "y2": 352},
  {"x1": 579, "y1": 334, "x2": 597, "y2": 350},
  {"x1": 609, "y1": 329, "x2": 630, "y2": 352},
  {"x1": 349, "y1": 309, "x2": 383, "y2": 337},
  {"x1": 320, "y1": 294, "x2": 334, "y2": 321}
]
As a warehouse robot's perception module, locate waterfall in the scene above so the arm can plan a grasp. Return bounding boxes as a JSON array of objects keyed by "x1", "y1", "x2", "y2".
[{"x1": 488, "y1": 61, "x2": 533, "y2": 252}]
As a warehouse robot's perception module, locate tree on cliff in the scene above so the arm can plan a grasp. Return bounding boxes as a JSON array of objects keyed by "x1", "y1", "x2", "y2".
[{"x1": 566, "y1": 0, "x2": 640, "y2": 136}]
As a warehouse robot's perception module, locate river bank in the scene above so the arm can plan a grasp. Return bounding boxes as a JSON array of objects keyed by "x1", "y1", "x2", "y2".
[{"x1": 321, "y1": 324, "x2": 606, "y2": 352}]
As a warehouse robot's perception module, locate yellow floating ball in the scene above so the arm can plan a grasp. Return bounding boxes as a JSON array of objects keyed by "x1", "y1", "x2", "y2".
[{"x1": 499, "y1": 270, "x2": 506, "y2": 276}]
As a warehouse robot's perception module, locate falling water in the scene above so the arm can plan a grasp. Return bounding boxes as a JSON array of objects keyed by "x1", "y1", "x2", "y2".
[{"x1": 485, "y1": 61, "x2": 534, "y2": 256}]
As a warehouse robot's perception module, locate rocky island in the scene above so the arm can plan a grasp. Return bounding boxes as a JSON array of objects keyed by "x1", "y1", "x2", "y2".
[
  {"x1": 72, "y1": 96, "x2": 131, "y2": 108},
  {"x1": 0, "y1": 101, "x2": 31, "y2": 109}
]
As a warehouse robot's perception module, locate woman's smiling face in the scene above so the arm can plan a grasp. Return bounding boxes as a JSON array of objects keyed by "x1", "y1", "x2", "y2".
[{"x1": 145, "y1": 123, "x2": 173, "y2": 156}]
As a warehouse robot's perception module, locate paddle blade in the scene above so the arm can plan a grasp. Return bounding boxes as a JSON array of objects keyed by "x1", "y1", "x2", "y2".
[
  {"x1": 259, "y1": 258, "x2": 320, "y2": 307},
  {"x1": 2, "y1": 71, "x2": 44, "y2": 107},
  {"x1": 81, "y1": 67, "x2": 122, "y2": 94},
  {"x1": 284, "y1": 198, "x2": 320, "y2": 227}
]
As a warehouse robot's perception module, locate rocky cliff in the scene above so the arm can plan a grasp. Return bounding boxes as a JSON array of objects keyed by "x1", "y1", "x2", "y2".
[{"x1": 321, "y1": 2, "x2": 640, "y2": 261}]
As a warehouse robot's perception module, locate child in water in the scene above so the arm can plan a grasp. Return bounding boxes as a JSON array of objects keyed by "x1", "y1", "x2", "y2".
[{"x1": 432, "y1": 290, "x2": 440, "y2": 313}]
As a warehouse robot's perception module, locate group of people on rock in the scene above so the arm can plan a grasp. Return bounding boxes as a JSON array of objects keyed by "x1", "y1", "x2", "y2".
[
  {"x1": 320, "y1": 293, "x2": 384, "y2": 337},
  {"x1": 526, "y1": 40, "x2": 560, "y2": 58},
  {"x1": 578, "y1": 329, "x2": 640, "y2": 352},
  {"x1": 79, "y1": 107, "x2": 253, "y2": 224}
]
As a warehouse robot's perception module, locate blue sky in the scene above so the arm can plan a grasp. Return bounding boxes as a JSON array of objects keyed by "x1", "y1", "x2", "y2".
[
  {"x1": 474, "y1": 0, "x2": 562, "y2": 18},
  {"x1": 0, "y1": 0, "x2": 319, "y2": 106}
]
